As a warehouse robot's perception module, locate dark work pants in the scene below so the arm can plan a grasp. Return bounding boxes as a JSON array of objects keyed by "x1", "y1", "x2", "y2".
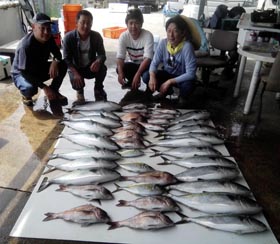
[{"x1": 68, "y1": 64, "x2": 107, "y2": 91}]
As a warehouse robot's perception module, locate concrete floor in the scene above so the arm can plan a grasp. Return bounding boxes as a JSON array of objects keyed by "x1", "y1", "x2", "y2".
[{"x1": 0, "y1": 8, "x2": 280, "y2": 244}]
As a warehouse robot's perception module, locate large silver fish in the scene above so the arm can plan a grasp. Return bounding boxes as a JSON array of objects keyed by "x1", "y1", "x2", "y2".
[
  {"x1": 151, "y1": 146, "x2": 222, "y2": 158},
  {"x1": 183, "y1": 215, "x2": 267, "y2": 234},
  {"x1": 160, "y1": 125, "x2": 217, "y2": 136},
  {"x1": 137, "y1": 121, "x2": 165, "y2": 132},
  {"x1": 159, "y1": 156, "x2": 237, "y2": 168},
  {"x1": 113, "y1": 183, "x2": 164, "y2": 196},
  {"x1": 151, "y1": 137, "x2": 211, "y2": 148},
  {"x1": 48, "y1": 148, "x2": 121, "y2": 161},
  {"x1": 166, "y1": 181, "x2": 251, "y2": 195},
  {"x1": 148, "y1": 107, "x2": 181, "y2": 115},
  {"x1": 44, "y1": 157, "x2": 118, "y2": 174},
  {"x1": 38, "y1": 169, "x2": 121, "y2": 192},
  {"x1": 43, "y1": 204, "x2": 111, "y2": 226},
  {"x1": 58, "y1": 133, "x2": 119, "y2": 151},
  {"x1": 73, "y1": 110, "x2": 120, "y2": 121},
  {"x1": 116, "y1": 196, "x2": 180, "y2": 212},
  {"x1": 170, "y1": 110, "x2": 210, "y2": 124},
  {"x1": 71, "y1": 101, "x2": 122, "y2": 112},
  {"x1": 118, "y1": 149, "x2": 145, "y2": 158},
  {"x1": 122, "y1": 103, "x2": 147, "y2": 110},
  {"x1": 175, "y1": 166, "x2": 240, "y2": 182},
  {"x1": 118, "y1": 162, "x2": 155, "y2": 173},
  {"x1": 61, "y1": 120, "x2": 113, "y2": 135},
  {"x1": 169, "y1": 193, "x2": 262, "y2": 214},
  {"x1": 66, "y1": 115, "x2": 122, "y2": 129},
  {"x1": 56, "y1": 184, "x2": 113, "y2": 202},
  {"x1": 121, "y1": 171, "x2": 177, "y2": 186},
  {"x1": 107, "y1": 211, "x2": 176, "y2": 230},
  {"x1": 167, "y1": 119, "x2": 211, "y2": 131}
]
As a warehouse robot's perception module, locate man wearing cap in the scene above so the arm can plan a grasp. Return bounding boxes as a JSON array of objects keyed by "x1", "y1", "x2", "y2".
[
  {"x1": 63, "y1": 10, "x2": 107, "y2": 104},
  {"x1": 11, "y1": 12, "x2": 68, "y2": 112}
]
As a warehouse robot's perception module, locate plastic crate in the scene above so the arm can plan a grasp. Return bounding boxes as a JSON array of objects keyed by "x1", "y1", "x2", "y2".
[{"x1": 102, "y1": 27, "x2": 127, "y2": 39}]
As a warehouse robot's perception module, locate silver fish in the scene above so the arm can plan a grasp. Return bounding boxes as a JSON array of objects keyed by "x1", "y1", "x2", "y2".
[
  {"x1": 74, "y1": 110, "x2": 120, "y2": 121},
  {"x1": 151, "y1": 137, "x2": 211, "y2": 148},
  {"x1": 56, "y1": 184, "x2": 113, "y2": 202},
  {"x1": 44, "y1": 158, "x2": 117, "y2": 174},
  {"x1": 113, "y1": 183, "x2": 164, "y2": 196},
  {"x1": 61, "y1": 120, "x2": 113, "y2": 136},
  {"x1": 151, "y1": 146, "x2": 222, "y2": 158},
  {"x1": 186, "y1": 132, "x2": 224, "y2": 145},
  {"x1": 149, "y1": 107, "x2": 181, "y2": 115},
  {"x1": 43, "y1": 204, "x2": 110, "y2": 226},
  {"x1": 175, "y1": 166, "x2": 240, "y2": 182},
  {"x1": 167, "y1": 119, "x2": 211, "y2": 131},
  {"x1": 122, "y1": 103, "x2": 147, "y2": 110},
  {"x1": 169, "y1": 193, "x2": 262, "y2": 214},
  {"x1": 66, "y1": 115, "x2": 122, "y2": 129},
  {"x1": 161, "y1": 125, "x2": 217, "y2": 136},
  {"x1": 137, "y1": 121, "x2": 165, "y2": 132},
  {"x1": 118, "y1": 149, "x2": 145, "y2": 158},
  {"x1": 117, "y1": 196, "x2": 180, "y2": 212},
  {"x1": 38, "y1": 169, "x2": 121, "y2": 192},
  {"x1": 121, "y1": 171, "x2": 177, "y2": 186},
  {"x1": 160, "y1": 156, "x2": 237, "y2": 168},
  {"x1": 170, "y1": 110, "x2": 210, "y2": 124},
  {"x1": 71, "y1": 101, "x2": 122, "y2": 112},
  {"x1": 146, "y1": 118, "x2": 170, "y2": 126},
  {"x1": 149, "y1": 113, "x2": 175, "y2": 120},
  {"x1": 108, "y1": 211, "x2": 175, "y2": 230},
  {"x1": 184, "y1": 215, "x2": 267, "y2": 234},
  {"x1": 49, "y1": 148, "x2": 121, "y2": 161},
  {"x1": 118, "y1": 162, "x2": 155, "y2": 173},
  {"x1": 58, "y1": 133, "x2": 119, "y2": 150},
  {"x1": 167, "y1": 181, "x2": 251, "y2": 195}
]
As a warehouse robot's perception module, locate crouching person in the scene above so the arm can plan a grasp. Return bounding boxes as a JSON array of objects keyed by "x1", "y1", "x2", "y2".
[
  {"x1": 147, "y1": 15, "x2": 197, "y2": 108},
  {"x1": 11, "y1": 13, "x2": 68, "y2": 112},
  {"x1": 63, "y1": 10, "x2": 107, "y2": 104}
]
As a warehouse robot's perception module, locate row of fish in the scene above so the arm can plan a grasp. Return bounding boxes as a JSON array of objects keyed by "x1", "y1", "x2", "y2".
[{"x1": 40, "y1": 101, "x2": 267, "y2": 235}]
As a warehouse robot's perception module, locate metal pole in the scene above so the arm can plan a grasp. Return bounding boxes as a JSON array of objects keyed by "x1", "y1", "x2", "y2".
[{"x1": 198, "y1": 0, "x2": 206, "y2": 20}]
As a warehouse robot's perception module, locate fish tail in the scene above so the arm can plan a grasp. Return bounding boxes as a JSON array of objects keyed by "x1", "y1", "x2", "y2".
[
  {"x1": 116, "y1": 200, "x2": 127, "y2": 207},
  {"x1": 37, "y1": 177, "x2": 51, "y2": 192},
  {"x1": 48, "y1": 154, "x2": 57, "y2": 160},
  {"x1": 56, "y1": 185, "x2": 66, "y2": 192},
  {"x1": 43, "y1": 212, "x2": 56, "y2": 221},
  {"x1": 150, "y1": 148, "x2": 159, "y2": 157},
  {"x1": 42, "y1": 165, "x2": 56, "y2": 175},
  {"x1": 107, "y1": 221, "x2": 121, "y2": 230},
  {"x1": 174, "y1": 211, "x2": 189, "y2": 225},
  {"x1": 157, "y1": 156, "x2": 170, "y2": 165},
  {"x1": 112, "y1": 183, "x2": 121, "y2": 193},
  {"x1": 154, "y1": 133, "x2": 163, "y2": 138}
]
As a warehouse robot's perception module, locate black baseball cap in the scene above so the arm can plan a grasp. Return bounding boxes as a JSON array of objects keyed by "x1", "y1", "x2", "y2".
[{"x1": 33, "y1": 13, "x2": 53, "y2": 25}]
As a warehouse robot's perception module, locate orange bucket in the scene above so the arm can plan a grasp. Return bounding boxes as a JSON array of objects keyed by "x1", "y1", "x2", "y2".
[{"x1": 62, "y1": 4, "x2": 83, "y2": 33}]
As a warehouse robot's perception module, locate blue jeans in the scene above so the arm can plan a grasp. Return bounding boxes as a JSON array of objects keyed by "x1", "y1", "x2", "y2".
[{"x1": 12, "y1": 61, "x2": 67, "y2": 97}]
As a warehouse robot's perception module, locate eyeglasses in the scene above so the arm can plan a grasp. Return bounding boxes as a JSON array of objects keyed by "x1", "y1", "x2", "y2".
[{"x1": 168, "y1": 54, "x2": 175, "y2": 67}]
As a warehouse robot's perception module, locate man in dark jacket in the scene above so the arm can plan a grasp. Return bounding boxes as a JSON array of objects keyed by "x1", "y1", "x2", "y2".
[
  {"x1": 11, "y1": 13, "x2": 68, "y2": 111},
  {"x1": 63, "y1": 10, "x2": 107, "y2": 104}
]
